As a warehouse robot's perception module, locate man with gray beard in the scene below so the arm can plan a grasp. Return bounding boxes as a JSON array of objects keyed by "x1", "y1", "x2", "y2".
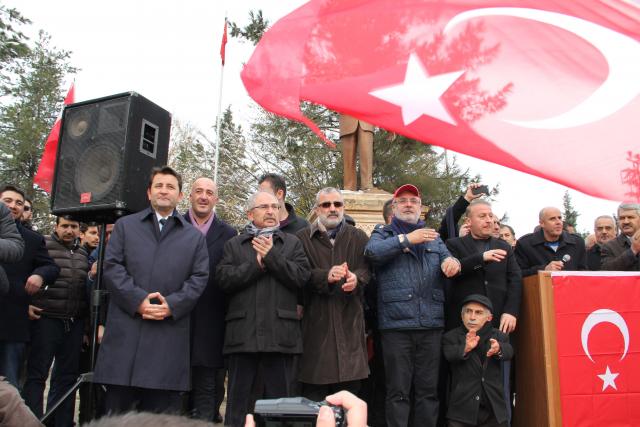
[
  {"x1": 295, "y1": 188, "x2": 370, "y2": 400},
  {"x1": 365, "y1": 184, "x2": 460, "y2": 427}
]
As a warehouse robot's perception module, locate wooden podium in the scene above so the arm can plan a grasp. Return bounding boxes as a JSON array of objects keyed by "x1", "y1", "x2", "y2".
[{"x1": 513, "y1": 272, "x2": 562, "y2": 427}]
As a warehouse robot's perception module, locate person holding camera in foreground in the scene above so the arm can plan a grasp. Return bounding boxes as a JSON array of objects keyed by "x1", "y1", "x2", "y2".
[{"x1": 443, "y1": 295, "x2": 513, "y2": 427}]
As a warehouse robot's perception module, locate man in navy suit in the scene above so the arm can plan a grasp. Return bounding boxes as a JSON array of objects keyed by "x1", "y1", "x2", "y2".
[
  {"x1": 0, "y1": 185, "x2": 59, "y2": 387},
  {"x1": 184, "y1": 177, "x2": 237, "y2": 423}
]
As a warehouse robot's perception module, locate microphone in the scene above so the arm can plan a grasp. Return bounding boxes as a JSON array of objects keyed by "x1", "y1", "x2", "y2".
[{"x1": 561, "y1": 254, "x2": 571, "y2": 263}]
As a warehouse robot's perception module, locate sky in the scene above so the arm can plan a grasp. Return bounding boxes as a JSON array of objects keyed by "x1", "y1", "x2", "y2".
[{"x1": 6, "y1": 0, "x2": 624, "y2": 236}]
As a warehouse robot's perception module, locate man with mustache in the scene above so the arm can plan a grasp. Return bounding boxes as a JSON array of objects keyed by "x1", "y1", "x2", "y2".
[
  {"x1": 443, "y1": 294, "x2": 513, "y2": 427},
  {"x1": 587, "y1": 215, "x2": 617, "y2": 270},
  {"x1": 365, "y1": 184, "x2": 460, "y2": 427},
  {"x1": 601, "y1": 203, "x2": 640, "y2": 271},
  {"x1": 216, "y1": 190, "x2": 310, "y2": 427},
  {"x1": 295, "y1": 187, "x2": 370, "y2": 400}
]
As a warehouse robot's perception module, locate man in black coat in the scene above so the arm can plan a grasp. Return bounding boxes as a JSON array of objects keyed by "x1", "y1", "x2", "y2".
[
  {"x1": 515, "y1": 207, "x2": 587, "y2": 277},
  {"x1": 0, "y1": 185, "x2": 59, "y2": 388},
  {"x1": 586, "y1": 215, "x2": 617, "y2": 271},
  {"x1": 445, "y1": 200, "x2": 521, "y2": 334},
  {"x1": 601, "y1": 203, "x2": 640, "y2": 271},
  {"x1": 184, "y1": 177, "x2": 236, "y2": 423},
  {"x1": 216, "y1": 190, "x2": 310, "y2": 427},
  {"x1": 443, "y1": 294, "x2": 513, "y2": 427}
]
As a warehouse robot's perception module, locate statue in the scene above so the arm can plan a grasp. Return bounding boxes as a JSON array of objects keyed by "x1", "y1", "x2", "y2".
[{"x1": 339, "y1": 114, "x2": 375, "y2": 191}]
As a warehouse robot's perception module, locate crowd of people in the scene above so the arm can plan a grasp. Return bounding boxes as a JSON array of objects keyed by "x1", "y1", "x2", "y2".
[{"x1": 0, "y1": 167, "x2": 639, "y2": 427}]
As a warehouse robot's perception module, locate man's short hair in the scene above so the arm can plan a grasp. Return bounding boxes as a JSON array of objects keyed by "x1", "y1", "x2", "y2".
[
  {"x1": 245, "y1": 190, "x2": 278, "y2": 213},
  {"x1": 258, "y1": 173, "x2": 287, "y2": 199},
  {"x1": 382, "y1": 198, "x2": 393, "y2": 224},
  {"x1": 314, "y1": 187, "x2": 342, "y2": 207},
  {"x1": 148, "y1": 166, "x2": 183, "y2": 192},
  {"x1": 539, "y1": 206, "x2": 560, "y2": 221},
  {"x1": 594, "y1": 215, "x2": 617, "y2": 231},
  {"x1": 24, "y1": 197, "x2": 32, "y2": 206},
  {"x1": 465, "y1": 199, "x2": 492, "y2": 216},
  {"x1": 56, "y1": 215, "x2": 79, "y2": 225},
  {"x1": 80, "y1": 221, "x2": 98, "y2": 233},
  {"x1": 618, "y1": 202, "x2": 640, "y2": 216},
  {"x1": 0, "y1": 184, "x2": 25, "y2": 201}
]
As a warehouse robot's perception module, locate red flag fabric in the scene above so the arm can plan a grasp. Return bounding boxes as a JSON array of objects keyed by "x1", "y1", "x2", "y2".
[
  {"x1": 241, "y1": 0, "x2": 640, "y2": 201},
  {"x1": 553, "y1": 272, "x2": 640, "y2": 426},
  {"x1": 34, "y1": 83, "x2": 75, "y2": 193},
  {"x1": 220, "y1": 19, "x2": 228, "y2": 66}
]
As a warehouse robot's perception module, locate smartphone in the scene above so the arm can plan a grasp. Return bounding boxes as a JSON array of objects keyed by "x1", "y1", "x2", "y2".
[{"x1": 472, "y1": 185, "x2": 489, "y2": 196}]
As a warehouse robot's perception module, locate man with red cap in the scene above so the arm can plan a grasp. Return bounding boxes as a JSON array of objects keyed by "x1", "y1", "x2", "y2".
[{"x1": 365, "y1": 184, "x2": 460, "y2": 427}]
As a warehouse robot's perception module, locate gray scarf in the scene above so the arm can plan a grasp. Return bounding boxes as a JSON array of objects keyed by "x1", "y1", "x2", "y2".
[{"x1": 244, "y1": 222, "x2": 280, "y2": 237}]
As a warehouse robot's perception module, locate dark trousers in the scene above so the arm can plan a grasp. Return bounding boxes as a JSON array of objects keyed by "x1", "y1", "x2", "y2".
[
  {"x1": 23, "y1": 317, "x2": 84, "y2": 427},
  {"x1": 359, "y1": 331, "x2": 387, "y2": 427},
  {"x1": 301, "y1": 379, "x2": 361, "y2": 402},
  {"x1": 225, "y1": 352, "x2": 294, "y2": 427},
  {"x1": 0, "y1": 340, "x2": 26, "y2": 388},
  {"x1": 381, "y1": 329, "x2": 442, "y2": 427},
  {"x1": 190, "y1": 366, "x2": 226, "y2": 422},
  {"x1": 448, "y1": 417, "x2": 508, "y2": 427},
  {"x1": 104, "y1": 384, "x2": 183, "y2": 415}
]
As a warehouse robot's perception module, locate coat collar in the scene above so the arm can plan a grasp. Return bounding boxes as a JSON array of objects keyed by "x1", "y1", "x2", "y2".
[
  {"x1": 140, "y1": 207, "x2": 188, "y2": 227},
  {"x1": 184, "y1": 210, "x2": 226, "y2": 247},
  {"x1": 529, "y1": 229, "x2": 577, "y2": 247}
]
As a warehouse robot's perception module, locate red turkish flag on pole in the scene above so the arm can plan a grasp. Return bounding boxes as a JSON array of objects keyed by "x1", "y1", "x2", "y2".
[
  {"x1": 553, "y1": 272, "x2": 640, "y2": 426},
  {"x1": 241, "y1": 0, "x2": 640, "y2": 201},
  {"x1": 220, "y1": 19, "x2": 228, "y2": 66},
  {"x1": 34, "y1": 83, "x2": 75, "y2": 193}
]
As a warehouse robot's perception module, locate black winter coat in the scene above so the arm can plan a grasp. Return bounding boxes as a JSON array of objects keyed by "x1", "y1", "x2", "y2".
[
  {"x1": 443, "y1": 324, "x2": 513, "y2": 425},
  {"x1": 32, "y1": 234, "x2": 88, "y2": 319},
  {"x1": 446, "y1": 235, "x2": 521, "y2": 330},
  {"x1": 515, "y1": 230, "x2": 586, "y2": 277},
  {"x1": 184, "y1": 213, "x2": 237, "y2": 368},
  {"x1": 0, "y1": 223, "x2": 59, "y2": 342},
  {"x1": 601, "y1": 234, "x2": 640, "y2": 271},
  {"x1": 217, "y1": 229, "x2": 310, "y2": 354}
]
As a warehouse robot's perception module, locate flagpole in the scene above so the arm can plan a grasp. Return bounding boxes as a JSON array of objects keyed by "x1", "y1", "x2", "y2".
[{"x1": 213, "y1": 16, "x2": 227, "y2": 185}]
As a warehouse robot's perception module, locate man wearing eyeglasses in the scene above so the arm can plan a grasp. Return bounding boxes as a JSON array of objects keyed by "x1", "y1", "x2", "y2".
[
  {"x1": 21, "y1": 198, "x2": 33, "y2": 230},
  {"x1": 295, "y1": 187, "x2": 370, "y2": 400},
  {"x1": 216, "y1": 190, "x2": 311, "y2": 427},
  {"x1": 365, "y1": 184, "x2": 461, "y2": 427}
]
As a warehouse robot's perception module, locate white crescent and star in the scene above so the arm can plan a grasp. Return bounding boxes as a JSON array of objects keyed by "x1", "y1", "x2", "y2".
[
  {"x1": 369, "y1": 7, "x2": 640, "y2": 129},
  {"x1": 580, "y1": 308, "x2": 630, "y2": 392}
]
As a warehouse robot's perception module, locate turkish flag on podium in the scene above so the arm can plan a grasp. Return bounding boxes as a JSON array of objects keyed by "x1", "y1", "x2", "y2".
[
  {"x1": 242, "y1": 0, "x2": 640, "y2": 201},
  {"x1": 34, "y1": 83, "x2": 75, "y2": 193},
  {"x1": 553, "y1": 273, "x2": 640, "y2": 427}
]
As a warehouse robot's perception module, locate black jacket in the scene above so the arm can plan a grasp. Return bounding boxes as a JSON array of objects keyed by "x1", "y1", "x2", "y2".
[
  {"x1": 587, "y1": 244, "x2": 604, "y2": 271},
  {"x1": 32, "y1": 233, "x2": 88, "y2": 319},
  {"x1": 446, "y1": 235, "x2": 522, "y2": 330},
  {"x1": 216, "y1": 229, "x2": 310, "y2": 354},
  {"x1": 184, "y1": 212, "x2": 237, "y2": 368},
  {"x1": 0, "y1": 223, "x2": 59, "y2": 342},
  {"x1": 443, "y1": 324, "x2": 513, "y2": 425},
  {"x1": 515, "y1": 230, "x2": 587, "y2": 277},
  {"x1": 601, "y1": 234, "x2": 640, "y2": 271},
  {"x1": 280, "y1": 203, "x2": 309, "y2": 234}
]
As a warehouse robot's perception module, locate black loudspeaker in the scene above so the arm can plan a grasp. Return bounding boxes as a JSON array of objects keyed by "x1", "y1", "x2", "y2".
[{"x1": 50, "y1": 92, "x2": 171, "y2": 223}]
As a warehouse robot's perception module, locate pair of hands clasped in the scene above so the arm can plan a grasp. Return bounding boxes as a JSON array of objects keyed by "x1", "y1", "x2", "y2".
[
  {"x1": 253, "y1": 235, "x2": 273, "y2": 269},
  {"x1": 137, "y1": 292, "x2": 172, "y2": 320},
  {"x1": 328, "y1": 262, "x2": 358, "y2": 292}
]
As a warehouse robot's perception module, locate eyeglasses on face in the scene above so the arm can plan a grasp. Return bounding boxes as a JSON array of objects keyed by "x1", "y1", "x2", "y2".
[
  {"x1": 395, "y1": 197, "x2": 421, "y2": 205},
  {"x1": 252, "y1": 203, "x2": 280, "y2": 211},
  {"x1": 23, "y1": 206, "x2": 31, "y2": 211},
  {"x1": 318, "y1": 201, "x2": 344, "y2": 209}
]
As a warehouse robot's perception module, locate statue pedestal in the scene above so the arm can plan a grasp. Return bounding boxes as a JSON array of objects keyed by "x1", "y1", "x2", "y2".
[{"x1": 342, "y1": 190, "x2": 393, "y2": 235}]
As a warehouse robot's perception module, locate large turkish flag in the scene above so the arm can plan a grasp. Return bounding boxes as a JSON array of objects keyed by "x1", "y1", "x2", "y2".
[
  {"x1": 242, "y1": 0, "x2": 640, "y2": 201},
  {"x1": 553, "y1": 272, "x2": 640, "y2": 427}
]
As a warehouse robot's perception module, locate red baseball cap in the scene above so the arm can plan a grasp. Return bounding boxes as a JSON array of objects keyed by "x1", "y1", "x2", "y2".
[{"x1": 393, "y1": 184, "x2": 420, "y2": 198}]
